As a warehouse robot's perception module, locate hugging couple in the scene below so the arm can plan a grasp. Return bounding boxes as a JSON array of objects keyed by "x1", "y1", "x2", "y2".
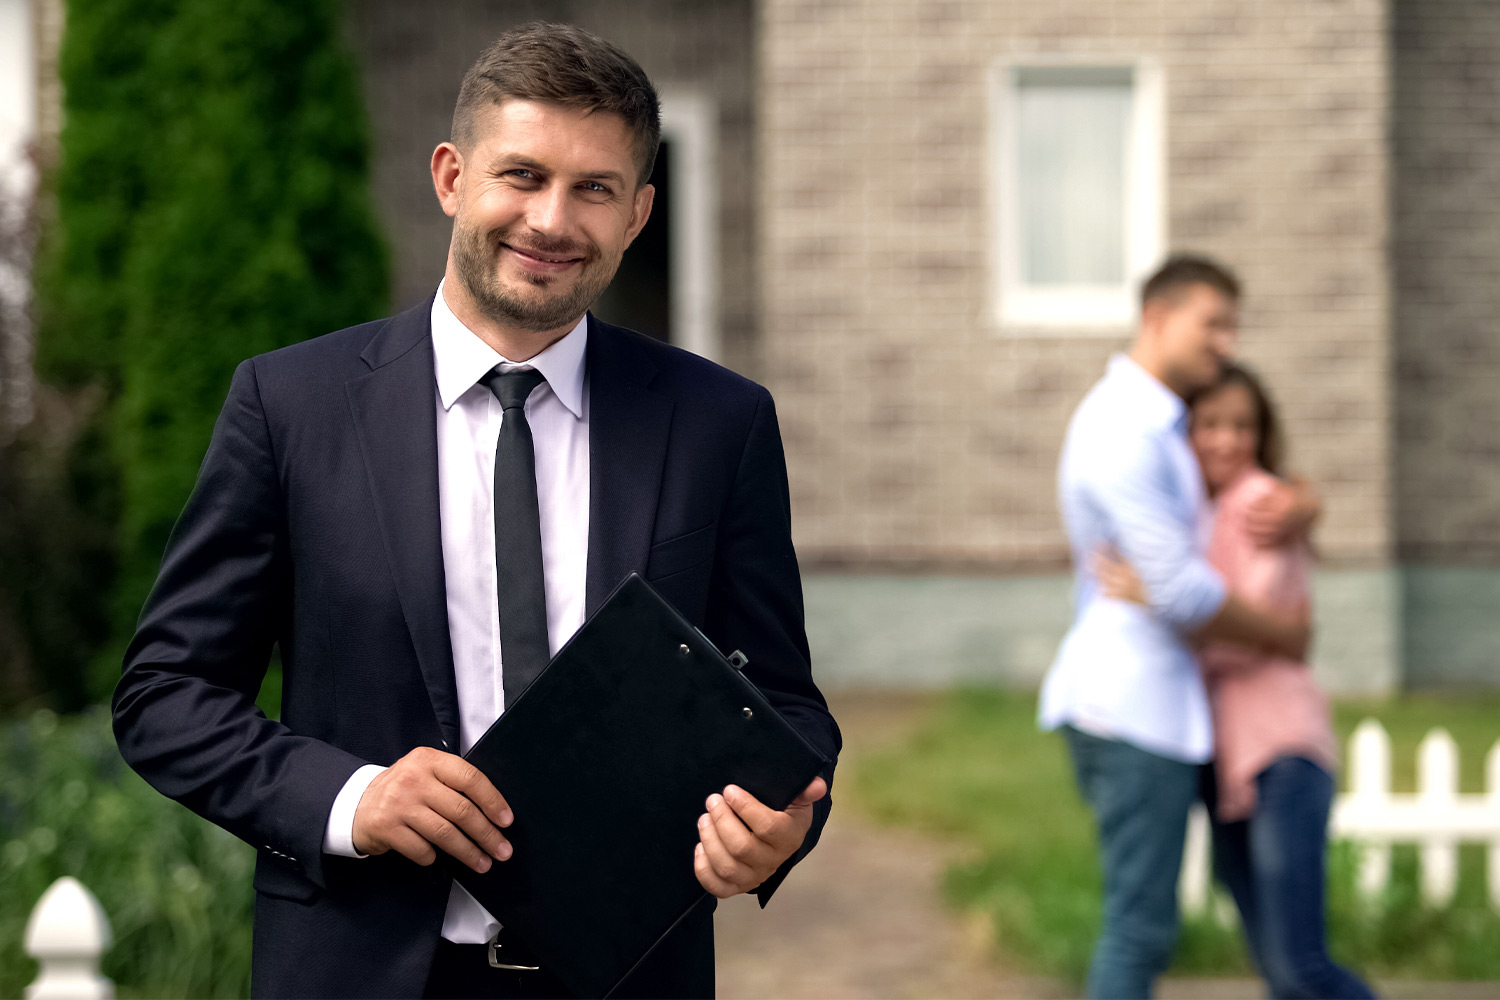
[{"x1": 1040, "y1": 255, "x2": 1376, "y2": 1000}]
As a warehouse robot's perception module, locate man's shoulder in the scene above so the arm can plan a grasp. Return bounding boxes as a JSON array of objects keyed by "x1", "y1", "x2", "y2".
[
  {"x1": 590, "y1": 318, "x2": 769, "y2": 410},
  {"x1": 1064, "y1": 372, "x2": 1158, "y2": 454},
  {"x1": 250, "y1": 314, "x2": 398, "y2": 378},
  {"x1": 1061, "y1": 382, "x2": 1180, "y2": 499}
]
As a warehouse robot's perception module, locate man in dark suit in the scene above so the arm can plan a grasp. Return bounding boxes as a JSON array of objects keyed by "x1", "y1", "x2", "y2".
[{"x1": 112, "y1": 21, "x2": 839, "y2": 999}]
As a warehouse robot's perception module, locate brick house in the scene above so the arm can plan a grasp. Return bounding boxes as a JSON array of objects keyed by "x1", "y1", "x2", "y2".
[{"x1": 344, "y1": 0, "x2": 1500, "y2": 694}]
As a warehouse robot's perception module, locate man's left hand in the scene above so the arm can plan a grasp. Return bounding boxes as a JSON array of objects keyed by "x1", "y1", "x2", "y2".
[
  {"x1": 693, "y1": 777, "x2": 828, "y2": 898},
  {"x1": 1245, "y1": 475, "x2": 1321, "y2": 547}
]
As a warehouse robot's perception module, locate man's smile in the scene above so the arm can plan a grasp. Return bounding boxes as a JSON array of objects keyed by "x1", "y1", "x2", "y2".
[{"x1": 501, "y1": 240, "x2": 589, "y2": 276}]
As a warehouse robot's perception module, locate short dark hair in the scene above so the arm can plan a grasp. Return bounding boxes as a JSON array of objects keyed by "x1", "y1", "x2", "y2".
[
  {"x1": 451, "y1": 22, "x2": 661, "y2": 185},
  {"x1": 1196, "y1": 362, "x2": 1285, "y2": 476},
  {"x1": 1141, "y1": 253, "x2": 1241, "y2": 309}
]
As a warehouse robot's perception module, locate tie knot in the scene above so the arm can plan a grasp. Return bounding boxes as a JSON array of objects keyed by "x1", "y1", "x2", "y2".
[{"x1": 482, "y1": 366, "x2": 546, "y2": 410}]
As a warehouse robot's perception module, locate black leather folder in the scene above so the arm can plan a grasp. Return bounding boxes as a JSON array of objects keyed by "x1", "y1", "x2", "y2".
[{"x1": 451, "y1": 573, "x2": 829, "y2": 998}]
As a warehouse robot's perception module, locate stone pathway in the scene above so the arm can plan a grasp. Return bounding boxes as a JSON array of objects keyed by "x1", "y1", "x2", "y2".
[
  {"x1": 713, "y1": 692, "x2": 1500, "y2": 1000},
  {"x1": 714, "y1": 692, "x2": 1064, "y2": 999}
]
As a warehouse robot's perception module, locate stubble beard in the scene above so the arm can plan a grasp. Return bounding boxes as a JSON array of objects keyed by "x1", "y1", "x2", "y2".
[{"x1": 452, "y1": 220, "x2": 620, "y2": 334}]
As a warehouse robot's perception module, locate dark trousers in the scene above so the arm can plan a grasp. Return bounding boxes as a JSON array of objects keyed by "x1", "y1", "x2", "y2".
[
  {"x1": 1062, "y1": 726, "x2": 1200, "y2": 1000},
  {"x1": 1203, "y1": 757, "x2": 1377, "y2": 1000}
]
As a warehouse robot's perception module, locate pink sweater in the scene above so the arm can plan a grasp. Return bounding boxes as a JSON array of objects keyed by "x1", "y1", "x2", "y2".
[{"x1": 1199, "y1": 468, "x2": 1338, "y2": 821}]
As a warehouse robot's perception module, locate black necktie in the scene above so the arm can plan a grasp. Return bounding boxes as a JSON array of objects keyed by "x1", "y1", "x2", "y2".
[{"x1": 481, "y1": 366, "x2": 550, "y2": 704}]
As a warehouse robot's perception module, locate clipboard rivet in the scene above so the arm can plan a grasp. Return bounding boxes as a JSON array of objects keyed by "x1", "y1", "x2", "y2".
[
  {"x1": 742, "y1": 707, "x2": 754, "y2": 720},
  {"x1": 678, "y1": 644, "x2": 690, "y2": 657}
]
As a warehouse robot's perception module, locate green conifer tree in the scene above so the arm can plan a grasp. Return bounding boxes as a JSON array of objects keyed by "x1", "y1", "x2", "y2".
[{"x1": 33, "y1": 0, "x2": 388, "y2": 700}]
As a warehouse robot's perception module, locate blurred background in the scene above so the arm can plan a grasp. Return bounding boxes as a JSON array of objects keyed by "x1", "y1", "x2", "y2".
[{"x1": 3, "y1": 0, "x2": 1500, "y2": 996}]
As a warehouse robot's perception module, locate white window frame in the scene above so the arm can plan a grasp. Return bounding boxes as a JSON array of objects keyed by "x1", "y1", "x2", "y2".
[
  {"x1": 657, "y1": 92, "x2": 720, "y2": 362},
  {"x1": 989, "y1": 55, "x2": 1165, "y2": 333},
  {"x1": 0, "y1": 0, "x2": 37, "y2": 432},
  {"x1": 0, "y1": 0, "x2": 36, "y2": 201}
]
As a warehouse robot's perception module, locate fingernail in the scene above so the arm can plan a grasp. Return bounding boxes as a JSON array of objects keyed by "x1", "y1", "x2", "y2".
[
  {"x1": 698, "y1": 813, "x2": 709, "y2": 829},
  {"x1": 478, "y1": 857, "x2": 491, "y2": 873},
  {"x1": 496, "y1": 842, "x2": 512, "y2": 861},
  {"x1": 725, "y1": 785, "x2": 742, "y2": 803},
  {"x1": 499, "y1": 809, "x2": 513, "y2": 827},
  {"x1": 695, "y1": 843, "x2": 704, "y2": 856},
  {"x1": 708, "y1": 794, "x2": 723, "y2": 810}
]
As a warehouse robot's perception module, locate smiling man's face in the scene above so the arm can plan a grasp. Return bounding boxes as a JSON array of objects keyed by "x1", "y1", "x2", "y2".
[{"x1": 436, "y1": 99, "x2": 654, "y2": 345}]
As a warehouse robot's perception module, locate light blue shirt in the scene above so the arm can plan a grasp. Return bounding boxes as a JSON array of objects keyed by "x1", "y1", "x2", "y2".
[{"x1": 1038, "y1": 354, "x2": 1227, "y2": 763}]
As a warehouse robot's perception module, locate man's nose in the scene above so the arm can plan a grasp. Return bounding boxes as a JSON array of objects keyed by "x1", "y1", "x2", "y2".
[{"x1": 527, "y1": 183, "x2": 573, "y2": 235}]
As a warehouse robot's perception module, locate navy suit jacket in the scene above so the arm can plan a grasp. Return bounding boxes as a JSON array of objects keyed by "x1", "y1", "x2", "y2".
[{"x1": 113, "y1": 299, "x2": 840, "y2": 998}]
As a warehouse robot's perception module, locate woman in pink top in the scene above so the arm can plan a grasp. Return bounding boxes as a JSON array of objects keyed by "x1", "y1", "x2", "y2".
[{"x1": 1102, "y1": 364, "x2": 1374, "y2": 999}]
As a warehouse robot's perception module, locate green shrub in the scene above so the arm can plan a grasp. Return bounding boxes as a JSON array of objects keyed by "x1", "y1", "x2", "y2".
[
  {"x1": 0, "y1": 708, "x2": 256, "y2": 998},
  {"x1": 0, "y1": 385, "x2": 118, "y2": 714},
  {"x1": 30, "y1": 0, "x2": 388, "y2": 702}
]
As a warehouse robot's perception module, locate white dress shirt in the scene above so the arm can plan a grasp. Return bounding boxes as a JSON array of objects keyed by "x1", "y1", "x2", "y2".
[
  {"x1": 321, "y1": 281, "x2": 591, "y2": 943},
  {"x1": 1038, "y1": 354, "x2": 1227, "y2": 763}
]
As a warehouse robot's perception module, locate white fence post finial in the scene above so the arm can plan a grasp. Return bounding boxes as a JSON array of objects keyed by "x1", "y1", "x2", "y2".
[{"x1": 24, "y1": 876, "x2": 114, "y2": 1000}]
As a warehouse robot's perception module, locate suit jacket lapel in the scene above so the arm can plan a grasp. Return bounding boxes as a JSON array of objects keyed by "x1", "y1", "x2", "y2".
[
  {"x1": 344, "y1": 297, "x2": 461, "y2": 750},
  {"x1": 585, "y1": 316, "x2": 675, "y2": 615}
]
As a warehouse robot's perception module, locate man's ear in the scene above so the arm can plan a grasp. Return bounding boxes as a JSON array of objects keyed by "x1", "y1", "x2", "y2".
[
  {"x1": 431, "y1": 142, "x2": 464, "y2": 218},
  {"x1": 622, "y1": 183, "x2": 656, "y2": 250},
  {"x1": 1139, "y1": 296, "x2": 1170, "y2": 337}
]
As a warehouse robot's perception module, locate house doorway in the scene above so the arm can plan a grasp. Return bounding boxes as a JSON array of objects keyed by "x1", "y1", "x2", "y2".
[{"x1": 593, "y1": 94, "x2": 719, "y2": 361}]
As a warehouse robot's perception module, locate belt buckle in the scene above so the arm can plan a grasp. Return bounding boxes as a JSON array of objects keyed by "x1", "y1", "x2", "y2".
[{"x1": 487, "y1": 932, "x2": 541, "y2": 972}]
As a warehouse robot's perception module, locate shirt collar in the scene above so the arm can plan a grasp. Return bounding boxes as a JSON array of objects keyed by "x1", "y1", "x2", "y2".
[
  {"x1": 430, "y1": 279, "x2": 588, "y2": 418},
  {"x1": 1107, "y1": 353, "x2": 1189, "y2": 434}
]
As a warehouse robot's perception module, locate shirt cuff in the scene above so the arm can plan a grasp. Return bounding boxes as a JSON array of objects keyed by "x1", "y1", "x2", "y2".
[{"x1": 322, "y1": 763, "x2": 386, "y2": 858}]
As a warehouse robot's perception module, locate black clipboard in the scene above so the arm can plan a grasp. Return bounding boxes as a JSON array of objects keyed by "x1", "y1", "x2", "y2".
[{"x1": 451, "y1": 573, "x2": 829, "y2": 998}]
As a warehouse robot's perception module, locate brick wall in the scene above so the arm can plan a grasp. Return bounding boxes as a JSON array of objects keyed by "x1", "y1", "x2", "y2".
[
  {"x1": 759, "y1": 0, "x2": 1391, "y2": 569},
  {"x1": 1393, "y1": 0, "x2": 1500, "y2": 564},
  {"x1": 345, "y1": 0, "x2": 762, "y2": 375}
]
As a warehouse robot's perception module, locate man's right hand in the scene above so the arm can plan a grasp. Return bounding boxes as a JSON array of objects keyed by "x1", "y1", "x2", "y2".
[{"x1": 351, "y1": 746, "x2": 513, "y2": 873}]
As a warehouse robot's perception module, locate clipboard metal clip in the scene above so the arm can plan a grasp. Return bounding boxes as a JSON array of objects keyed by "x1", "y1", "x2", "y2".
[
  {"x1": 686, "y1": 624, "x2": 749, "y2": 672},
  {"x1": 487, "y1": 934, "x2": 541, "y2": 972}
]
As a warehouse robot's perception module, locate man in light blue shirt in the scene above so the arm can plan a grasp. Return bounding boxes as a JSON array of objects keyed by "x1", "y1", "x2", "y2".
[{"x1": 1040, "y1": 255, "x2": 1312, "y2": 999}]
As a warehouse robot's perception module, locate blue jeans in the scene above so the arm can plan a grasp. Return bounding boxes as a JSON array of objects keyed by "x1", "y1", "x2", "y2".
[
  {"x1": 1203, "y1": 756, "x2": 1376, "y2": 1000},
  {"x1": 1062, "y1": 726, "x2": 1200, "y2": 999}
]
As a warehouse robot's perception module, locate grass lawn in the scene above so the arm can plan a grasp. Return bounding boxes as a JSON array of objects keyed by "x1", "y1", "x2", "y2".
[{"x1": 848, "y1": 688, "x2": 1500, "y2": 986}]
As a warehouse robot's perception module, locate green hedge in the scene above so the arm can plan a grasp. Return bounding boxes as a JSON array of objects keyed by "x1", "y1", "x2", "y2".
[{"x1": 30, "y1": 0, "x2": 388, "y2": 702}]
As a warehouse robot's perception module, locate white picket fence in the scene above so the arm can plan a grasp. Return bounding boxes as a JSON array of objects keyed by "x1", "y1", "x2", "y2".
[{"x1": 1182, "y1": 718, "x2": 1500, "y2": 919}]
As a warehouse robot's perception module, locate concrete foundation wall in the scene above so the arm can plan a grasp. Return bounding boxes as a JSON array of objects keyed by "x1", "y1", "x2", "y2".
[
  {"x1": 806, "y1": 568, "x2": 1402, "y2": 697},
  {"x1": 1401, "y1": 568, "x2": 1500, "y2": 691}
]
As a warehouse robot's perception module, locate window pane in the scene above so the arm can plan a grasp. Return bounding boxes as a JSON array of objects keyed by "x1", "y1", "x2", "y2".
[{"x1": 1016, "y1": 68, "x2": 1131, "y2": 286}]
